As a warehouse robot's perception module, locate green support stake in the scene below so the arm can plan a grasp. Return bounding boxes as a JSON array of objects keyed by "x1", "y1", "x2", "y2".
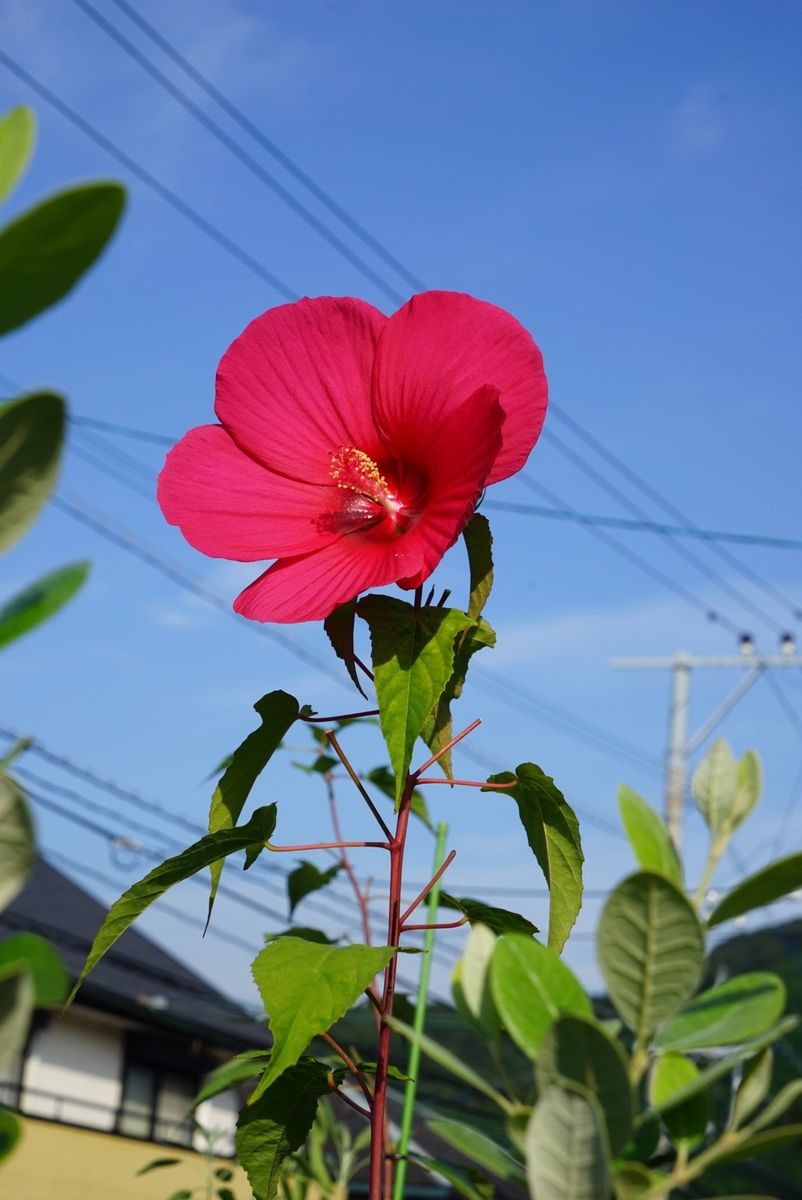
[{"x1": 393, "y1": 821, "x2": 449, "y2": 1200}]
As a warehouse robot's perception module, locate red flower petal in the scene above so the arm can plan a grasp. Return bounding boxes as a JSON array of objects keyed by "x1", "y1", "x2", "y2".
[
  {"x1": 157, "y1": 425, "x2": 340, "y2": 560},
  {"x1": 215, "y1": 297, "x2": 388, "y2": 484},
  {"x1": 371, "y1": 290, "x2": 547, "y2": 485}
]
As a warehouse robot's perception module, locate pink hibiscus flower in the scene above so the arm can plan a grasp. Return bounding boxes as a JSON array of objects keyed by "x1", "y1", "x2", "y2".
[{"x1": 157, "y1": 291, "x2": 547, "y2": 623}]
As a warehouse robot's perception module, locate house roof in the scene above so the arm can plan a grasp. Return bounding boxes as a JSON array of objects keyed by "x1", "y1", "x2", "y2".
[{"x1": 1, "y1": 859, "x2": 269, "y2": 1052}]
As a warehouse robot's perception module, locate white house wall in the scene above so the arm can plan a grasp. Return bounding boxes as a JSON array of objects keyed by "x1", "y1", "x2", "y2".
[{"x1": 22, "y1": 1007, "x2": 124, "y2": 1130}]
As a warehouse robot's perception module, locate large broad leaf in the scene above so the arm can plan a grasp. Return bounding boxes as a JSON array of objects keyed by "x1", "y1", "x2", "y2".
[
  {"x1": 0, "y1": 392, "x2": 64, "y2": 554},
  {"x1": 0, "y1": 933, "x2": 68, "y2": 1005},
  {"x1": 386, "y1": 1016, "x2": 513, "y2": 1112},
  {"x1": 287, "y1": 861, "x2": 341, "y2": 916},
  {"x1": 0, "y1": 1107, "x2": 21, "y2": 1162},
  {"x1": 452, "y1": 924, "x2": 499, "y2": 1036},
  {"x1": 208, "y1": 691, "x2": 302, "y2": 919},
  {"x1": 731, "y1": 1048, "x2": 773, "y2": 1129},
  {"x1": 655, "y1": 972, "x2": 786, "y2": 1052},
  {"x1": 426, "y1": 1117, "x2": 525, "y2": 1182},
  {"x1": 0, "y1": 969, "x2": 34, "y2": 1067},
  {"x1": 323, "y1": 600, "x2": 367, "y2": 697},
  {"x1": 68, "y1": 805, "x2": 277, "y2": 1002},
  {"x1": 191, "y1": 1050, "x2": 270, "y2": 1109},
  {"x1": 0, "y1": 562, "x2": 89, "y2": 650},
  {"x1": 421, "y1": 617, "x2": 495, "y2": 779},
  {"x1": 358, "y1": 595, "x2": 473, "y2": 802},
  {"x1": 525, "y1": 1086, "x2": 609, "y2": 1200},
  {"x1": 486, "y1": 764, "x2": 583, "y2": 953},
  {"x1": 490, "y1": 933, "x2": 592, "y2": 1059},
  {"x1": 597, "y1": 871, "x2": 704, "y2": 1041},
  {"x1": 692, "y1": 738, "x2": 738, "y2": 835},
  {"x1": 617, "y1": 786, "x2": 681, "y2": 885},
  {"x1": 237, "y1": 1059, "x2": 332, "y2": 1200},
  {"x1": 0, "y1": 105, "x2": 35, "y2": 204},
  {"x1": 0, "y1": 182, "x2": 125, "y2": 334},
  {"x1": 0, "y1": 773, "x2": 35, "y2": 912},
  {"x1": 440, "y1": 893, "x2": 537, "y2": 937},
  {"x1": 250, "y1": 938, "x2": 394, "y2": 1095},
  {"x1": 537, "y1": 1014, "x2": 632, "y2": 1156},
  {"x1": 649, "y1": 1053, "x2": 708, "y2": 1148},
  {"x1": 707, "y1": 853, "x2": 802, "y2": 928}
]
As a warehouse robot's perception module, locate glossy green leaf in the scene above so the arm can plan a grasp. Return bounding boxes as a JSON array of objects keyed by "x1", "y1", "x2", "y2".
[
  {"x1": 191, "y1": 1051, "x2": 270, "y2": 1109},
  {"x1": 709, "y1": 1124, "x2": 802, "y2": 1164},
  {"x1": 0, "y1": 1107, "x2": 21, "y2": 1161},
  {"x1": 656, "y1": 972, "x2": 786, "y2": 1052},
  {"x1": 0, "y1": 392, "x2": 64, "y2": 554},
  {"x1": 525, "y1": 1086, "x2": 609, "y2": 1200},
  {"x1": 650, "y1": 1053, "x2": 708, "y2": 1148},
  {"x1": 486, "y1": 764, "x2": 583, "y2": 953},
  {"x1": 0, "y1": 773, "x2": 35, "y2": 913},
  {"x1": 386, "y1": 1016, "x2": 513, "y2": 1112},
  {"x1": 733, "y1": 751, "x2": 762, "y2": 830},
  {"x1": 537, "y1": 1014, "x2": 632, "y2": 1156},
  {"x1": 287, "y1": 861, "x2": 341, "y2": 916},
  {"x1": 237, "y1": 1059, "x2": 334, "y2": 1200},
  {"x1": 597, "y1": 871, "x2": 704, "y2": 1040},
  {"x1": 427, "y1": 1117, "x2": 525, "y2": 1181},
  {"x1": 323, "y1": 600, "x2": 367, "y2": 698},
  {"x1": 420, "y1": 616, "x2": 495, "y2": 779},
  {"x1": 0, "y1": 933, "x2": 68, "y2": 1005},
  {"x1": 136, "y1": 1157, "x2": 182, "y2": 1175},
  {"x1": 731, "y1": 1048, "x2": 773, "y2": 1129},
  {"x1": 453, "y1": 923, "x2": 499, "y2": 1036},
  {"x1": 250, "y1": 938, "x2": 394, "y2": 1095},
  {"x1": 617, "y1": 785, "x2": 681, "y2": 884},
  {"x1": 208, "y1": 691, "x2": 301, "y2": 919},
  {"x1": 693, "y1": 738, "x2": 738, "y2": 835},
  {"x1": 357, "y1": 595, "x2": 473, "y2": 802},
  {"x1": 68, "y1": 805, "x2": 277, "y2": 1003},
  {"x1": 366, "y1": 765, "x2": 432, "y2": 829},
  {"x1": 440, "y1": 893, "x2": 537, "y2": 937},
  {"x1": 0, "y1": 969, "x2": 34, "y2": 1067},
  {"x1": 0, "y1": 106, "x2": 35, "y2": 204},
  {"x1": 707, "y1": 852, "x2": 802, "y2": 928},
  {"x1": 464, "y1": 513, "x2": 494, "y2": 620},
  {"x1": 490, "y1": 933, "x2": 592, "y2": 1059},
  {"x1": 0, "y1": 562, "x2": 89, "y2": 650},
  {"x1": 0, "y1": 182, "x2": 125, "y2": 334}
]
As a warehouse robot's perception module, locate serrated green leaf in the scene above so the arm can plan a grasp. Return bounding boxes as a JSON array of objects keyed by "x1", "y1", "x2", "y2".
[
  {"x1": 287, "y1": 861, "x2": 341, "y2": 916},
  {"x1": 323, "y1": 600, "x2": 367, "y2": 698},
  {"x1": 709, "y1": 1124, "x2": 802, "y2": 1164},
  {"x1": 525, "y1": 1086, "x2": 609, "y2": 1200},
  {"x1": 0, "y1": 106, "x2": 34, "y2": 204},
  {"x1": 0, "y1": 933, "x2": 68, "y2": 1006},
  {"x1": 421, "y1": 617, "x2": 495, "y2": 778},
  {"x1": 191, "y1": 1052, "x2": 270, "y2": 1109},
  {"x1": 427, "y1": 1117, "x2": 525, "y2": 1181},
  {"x1": 463, "y1": 513, "x2": 493, "y2": 620},
  {"x1": 0, "y1": 182, "x2": 125, "y2": 334},
  {"x1": 0, "y1": 969, "x2": 34, "y2": 1067},
  {"x1": 0, "y1": 773, "x2": 35, "y2": 913},
  {"x1": 250, "y1": 939, "x2": 394, "y2": 1096},
  {"x1": 237, "y1": 1060, "x2": 335, "y2": 1200},
  {"x1": 386, "y1": 1016, "x2": 513, "y2": 1112},
  {"x1": 490, "y1": 933, "x2": 592, "y2": 1059},
  {"x1": 0, "y1": 561, "x2": 89, "y2": 650},
  {"x1": 366, "y1": 765, "x2": 432, "y2": 829},
  {"x1": 486, "y1": 764, "x2": 583, "y2": 953},
  {"x1": 617, "y1": 785, "x2": 681, "y2": 885},
  {"x1": 537, "y1": 1014, "x2": 633, "y2": 1156},
  {"x1": 0, "y1": 392, "x2": 64, "y2": 554},
  {"x1": 208, "y1": 691, "x2": 300, "y2": 920},
  {"x1": 453, "y1": 923, "x2": 499, "y2": 1036},
  {"x1": 731, "y1": 1048, "x2": 773, "y2": 1129},
  {"x1": 597, "y1": 871, "x2": 704, "y2": 1041},
  {"x1": 650, "y1": 1053, "x2": 708, "y2": 1148},
  {"x1": 440, "y1": 893, "x2": 537, "y2": 937},
  {"x1": 0, "y1": 1107, "x2": 21, "y2": 1162},
  {"x1": 68, "y1": 805, "x2": 277, "y2": 1004},
  {"x1": 136, "y1": 1157, "x2": 182, "y2": 1175},
  {"x1": 708, "y1": 853, "x2": 802, "y2": 928},
  {"x1": 656, "y1": 972, "x2": 786, "y2": 1052},
  {"x1": 693, "y1": 738, "x2": 738, "y2": 835},
  {"x1": 357, "y1": 596, "x2": 473, "y2": 803}
]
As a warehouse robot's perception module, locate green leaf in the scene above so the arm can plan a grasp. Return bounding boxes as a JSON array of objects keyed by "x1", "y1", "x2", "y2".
[
  {"x1": 693, "y1": 738, "x2": 738, "y2": 835},
  {"x1": 191, "y1": 1051, "x2": 270, "y2": 1109},
  {"x1": 287, "y1": 861, "x2": 341, "y2": 917},
  {"x1": 0, "y1": 392, "x2": 64, "y2": 554},
  {"x1": 366, "y1": 765, "x2": 432, "y2": 829},
  {"x1": 440, "y1": 893, "x2": 537, "y2": 937},
  {"x1": 617, "y1": 785, "x2": 681, "y2": 885},
  {"x1": 166, "y1": 1192, "x2": 193, "y2": 1200},
  {"x1": 486, "y1": 764, "x2": 583, "y2": 953},
  {"x1": 0, "y1": 933, "x2": 68, "y2": 1005},
  {"x1": 68, "y1": 805, "x2": 277, "y2": 1003},
  {"x1": 464, "y1": 513, "x2": 494, "y2": 620},
  {"x1": 0, "y1": 969, "x2": 34, "y2": 1067},
  {"x1": 355, "y1": 1060, "x2": 412, "y2": 1082},
  {"x1": 490, "y1": 933, "x2": 592, "y2": 1059},
  {"x1": 208, "y1": 691, "x2": 301, "y2": 919},
  {"x1": 731, "y1": 1048, "x2": 773, "y2": 1129},
  {"x1": 291, "y1": 754, "x2": 338, "y2": 776},
  {"x1": 323, "y1": 600, "x2": 367, "y2": 698},
  {"x1": 0, "y1": 562, "x2": 89, "y2": 650},
  {"x1": 250, "y1": 938, "x2": 394, "y2": 1095},
  {"x1": 537, "y1": 1014, "x2": 633, "y2": 1156},
  {"x1": 746, "y1": 1079, "x2": 802, "y2": 1133},
  {"x1": 420, "y1": 617, "x2": 495, "y2": 779},
  {"x1": 656, "y1": 973, "x2": 786, "y2": 1052},
  {"x1": 237, "y1": 1059, "x2": 332, "y2": 1200},
  {"x1": 0, "y1": 106, "x2": 35, "y2": 204},
  {"x1": 613, "y1": 1162, "x2": 666, "y2": 1199},
  {"x1": 0, "y1": 773, "x2": 35, "y2": 912},
  {"x1": 733, "y1": 751, "x2": 762, "y2": 830},
  {"x1": 597, "y1": 871, "x2": 704, "y2": 1041},
  {"x1": 707, "y1": 852, "x2": 802, "y2": 928},
  {"x1": 0, "y1": 1107, "x2": 21, "y2": 1162},
  {"x1": 264, "y1": 927, "x2": 337, "y2": 946},
  {"x1": 650, "y1": 1053, "x2": 708, "y2": 1148},
  {"x1": 386, "y1": 1016, "x2": 513, "y2": 1113},
  {"x1": 452, "y1": 924, "x2": 499, "y2": 1036},
  {"x1": 525, "y1": 1086, "x2": 609, "y2": 1200},
  {"x1": 0, "y1": 182, "x2": 125, "y2": 334},
  {"x1": 709, "y1": 1124, "x2": 802, "y2": 1164},
  {"x1": 217, "y1": 1189, "x2": 236, "y2": 1200},
  {"x1": 215, "y1": 1167, "x2": 234, "y2": 1181},
  {"x1": 427, "y1": 1117, "x2": 525, "y2": 1181},
  {"x1": 357, "y1": 596, "x2": 473, "y2": 803},
  {"x1": 136, "y1": 1157, "x2": 182, "y2": 1175},
  {"x1": 416, "y1": 1156, "x2": 494, "y2": 1200}
]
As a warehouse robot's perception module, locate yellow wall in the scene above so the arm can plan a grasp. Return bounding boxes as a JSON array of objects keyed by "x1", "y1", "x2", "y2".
[{"x1": 1, "y1": 1115, "x2": 252, "y2": 1199}]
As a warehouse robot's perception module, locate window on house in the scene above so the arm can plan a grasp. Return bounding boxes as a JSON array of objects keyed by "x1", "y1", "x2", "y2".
[{"x1": 117, "y1": 1062, "x2": 197, "y2": 1146}]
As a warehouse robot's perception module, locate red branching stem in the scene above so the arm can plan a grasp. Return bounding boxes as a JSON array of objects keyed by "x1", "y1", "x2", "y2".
[
  {"x1": 415, "y1": 777, "x2": 519, "y2": 788},
  {"x1": 398, "y1": 850, "x2": 457, "y2": 925},
  {"x1": 301, "y1": 709, "x2": 379, "y2": 723},
  {"x1": 321, "y1": 1031, "x2": 374, "y2": 1111},
  {"x1": 267, "y1": 839, "x2": 390, "y2": 852},
  {"x1": 325, "y1": 774, "x2": 374, "y2": 946},
  {"x1": 412, "y1": 718, "x2": 481, "y2": 777},
  {"x1": 326, "y1": 730, "x2": 393, "y2": 840},
  {"x1": 400, "y1": 916, "x2": 468, "y2": 933},
  {"x1": 332, "y1": 1087, "x2": 371, "y2": 1120}
]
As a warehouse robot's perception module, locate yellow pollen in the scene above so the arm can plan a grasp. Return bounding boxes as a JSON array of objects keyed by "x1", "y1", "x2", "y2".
[{"x1": 329, "y1": 447, "x2": 392, "y2": 504}]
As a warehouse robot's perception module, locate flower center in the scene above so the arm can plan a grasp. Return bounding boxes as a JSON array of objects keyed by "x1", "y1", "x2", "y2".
[{"x1": 329, "y1": 447, "x2": 403, "y2": 520}]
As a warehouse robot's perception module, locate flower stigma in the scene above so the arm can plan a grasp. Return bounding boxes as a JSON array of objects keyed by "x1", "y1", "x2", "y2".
[{"x1": 329, "y1": 446, "x2": 406, "y2": 529}]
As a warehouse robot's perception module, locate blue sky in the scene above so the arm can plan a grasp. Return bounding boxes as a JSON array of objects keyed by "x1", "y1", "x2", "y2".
[{"x1": 1, "y1": 0, "x2": 801, "y2": 1005}]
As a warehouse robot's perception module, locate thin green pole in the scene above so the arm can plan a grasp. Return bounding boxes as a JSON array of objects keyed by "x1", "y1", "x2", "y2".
[{"x1": 392, "y1": 822, "x2": 449, "y2": 1200}]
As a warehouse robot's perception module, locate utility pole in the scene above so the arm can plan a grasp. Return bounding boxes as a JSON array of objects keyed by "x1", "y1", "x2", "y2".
[{"x1": 611, "y1": 636, "x2": 802, "y2": 853}]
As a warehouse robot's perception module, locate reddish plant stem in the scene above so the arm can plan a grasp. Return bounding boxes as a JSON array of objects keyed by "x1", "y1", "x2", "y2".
[
  {"x1": 353, "y1": 654, "x2": 374, "y2": 681},
  {"x1": 267, "y1": 839, "x2": 390, "y2": 852},
  {"x1": 415, "y1": 777, "x2": 518, "y2": 788},
  {"x1": 400, "y1": 916, "x2": 468, "y2": 933},
  {"x1": 398, "y1": 850, "x2": 456, "y2": 925},
  {"x1": 302, "y1": 708, "x2": 379, "y2": 723},
  {"x1": 332, "y1": 1087, "x2": 371, "y2": 1120},
  {"x1": 326, "y1": 730, "x2": 393, "y2": 840},
  {"x1": 321, "y1": 1031, "x2": 374, "y2": 1111},
  {"x1": 412, "y1": 718, "x2": 481, "y2": 776}
]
